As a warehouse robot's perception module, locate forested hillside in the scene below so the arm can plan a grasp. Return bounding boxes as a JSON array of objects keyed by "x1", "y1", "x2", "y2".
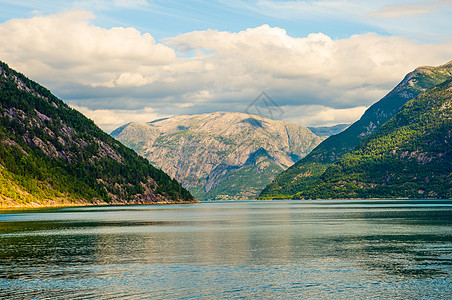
[
  {"x1": 0, "y1": 61, "x2": 195, "y2": 207},
  {"x1": 260, "y1": 61, "x2": 452, "y2": 199},
  {"x1": 293, "y1": 79, "x2": 452, "y2": 199}
]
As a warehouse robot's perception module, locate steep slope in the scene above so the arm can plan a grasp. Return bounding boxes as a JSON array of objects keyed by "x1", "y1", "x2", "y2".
[
  {"x1": 112, "y1": 112, "x2": 324, "y2": 200},
  {"x1": 294, "y1": 79, "x2": 452, "y2": 199},
  {"x1": 260, "y1": 61, "x2": 452, "y2": 199},
  {"x1": 0, "y1": 61, "x2": 195, "y2": 208}
]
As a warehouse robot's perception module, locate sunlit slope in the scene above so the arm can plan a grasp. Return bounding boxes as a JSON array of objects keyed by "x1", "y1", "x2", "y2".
[
  {"x1": 0, "y1": 61, "x2": 195, "y2": 207},
  {"x1": 112, "y1": 112, "x2": 324, "y2": 200},
  {"x1": 260, "y1": 61, "x2": 452, "y2": 199},
  {"x1": 293, "y1": 79, "x2": 452, "y2": 199}
]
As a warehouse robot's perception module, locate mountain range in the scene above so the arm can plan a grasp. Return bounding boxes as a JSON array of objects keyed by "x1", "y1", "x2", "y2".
[
  {"x1": 0, "y1": 61, "x2": 196, "y2": 208},
  {"x1": 2, "y1": 58, "x2": 450, "y2": 207},
  {"x1": 112, "y1": 112, "x2": 324, "y2": 200},
  {"x1": 259, "y1": 61, "x2": 452, "y2": 199}
]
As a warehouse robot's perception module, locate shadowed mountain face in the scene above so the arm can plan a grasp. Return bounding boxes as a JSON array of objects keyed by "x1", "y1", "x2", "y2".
[
  {"x1": 0, "y1": 61, "x2": 195, "y2": 208},
  {"x1": 293, "y1": 79, "x2": 452, "y2": 199},
  {"x1": 260, "y1": 61, "x2": 452, "y2": 199},
  {"x1": 111, "y1": 112, "x2": 324, "y2": 200}
]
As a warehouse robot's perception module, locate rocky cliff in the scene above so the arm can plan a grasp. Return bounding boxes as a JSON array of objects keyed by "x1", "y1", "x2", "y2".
[{"x1": 112, "y1": 112, "x2": 324, "y2": 200}]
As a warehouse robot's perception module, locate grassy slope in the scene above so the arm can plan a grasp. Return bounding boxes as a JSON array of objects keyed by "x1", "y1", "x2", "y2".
[
  {"x1": 294, "y1": 79, "x2": 452, "y2": 199},
  {"x1": 203, "y1": 159, "x2": 284, "y2": 201},
  {"x1": 260, "y1": 61, "x2": 452, "y2": 199}
]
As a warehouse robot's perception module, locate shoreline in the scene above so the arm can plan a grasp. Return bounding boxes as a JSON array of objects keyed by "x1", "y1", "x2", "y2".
[
  {"x1": 2, "y1": 198, "x2": 448, "y2": 210},
  {"x1": 0, "y1": 198, "x2": 200, "y2": 210}
]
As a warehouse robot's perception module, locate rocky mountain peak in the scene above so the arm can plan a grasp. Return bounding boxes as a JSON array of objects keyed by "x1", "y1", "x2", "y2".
[{"x1": 112, "y1": 112, "x2": 325, "y2": 200}]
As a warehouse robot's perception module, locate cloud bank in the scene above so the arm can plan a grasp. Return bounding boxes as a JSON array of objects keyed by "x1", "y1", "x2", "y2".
[{"x1": 1, "y1": 10, "x2": 451, "y2": 131}]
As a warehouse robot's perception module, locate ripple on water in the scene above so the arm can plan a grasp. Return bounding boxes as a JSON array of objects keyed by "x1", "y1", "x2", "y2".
[{"x1": 0, "y1": 200, "x2": 451, "y2": 299}]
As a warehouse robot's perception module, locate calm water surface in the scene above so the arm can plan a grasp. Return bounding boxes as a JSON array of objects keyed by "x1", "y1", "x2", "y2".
[{"x1": 0, "y1": 200, "x2": 451, "y2": 299}]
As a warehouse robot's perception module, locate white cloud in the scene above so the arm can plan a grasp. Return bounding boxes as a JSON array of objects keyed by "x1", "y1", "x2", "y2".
[
  {"x1": 369, "y1": 7, "x2": 434, "y2": 18},
  {"x1": 115, "y1": 73, "x2": 145, "y2": 87},
  {"x1": 1, "y1": 10, "x2": 451, "y2": 131},
  {"x1": 168, "y1": 26, "x2": 452, "y2": 104},
  {"x1": 0, "y1": 10, "x2": 175, "y2": 87},
  {"x1": 283, "y1": 105, "x2": 368, "y2": 127},
  {"x1": 71, "y1": 105, "x2": 168, "y2": 133},
  {"x1": 368, "y1": 0, "x2": 452, "y2": 18}
]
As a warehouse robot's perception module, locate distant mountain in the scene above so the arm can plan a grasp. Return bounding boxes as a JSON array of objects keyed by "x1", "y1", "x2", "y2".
[
  {"x1": 111, "y1": 112, "x2": 324, "y2": 200},
  {"x1": 294, "y1": 79, "x2": 452, "y2": 199},
  {"x1": 260, "y1": 61, "x2": 452, "y2": 199},
  {"x1": 0, "y1": 61, "x2": 195, "y2": 208},
  {"x1": 308, "y1": 124, "x2": 349, "y2": 137}
]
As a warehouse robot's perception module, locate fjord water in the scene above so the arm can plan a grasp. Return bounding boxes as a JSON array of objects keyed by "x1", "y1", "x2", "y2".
[{"x1": 0, "y1": 200, "x2": 451, "y2": 299}]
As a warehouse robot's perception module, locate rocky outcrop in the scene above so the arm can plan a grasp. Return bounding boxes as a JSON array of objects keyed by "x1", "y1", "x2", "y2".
[{"x1": 112, "y1": 112, "x2": 324, "y2": 200}]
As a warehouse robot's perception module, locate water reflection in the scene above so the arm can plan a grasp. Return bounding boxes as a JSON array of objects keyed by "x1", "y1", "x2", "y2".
[{"x1": 0, "y1": 200, "x2": 451, "y2": 298}]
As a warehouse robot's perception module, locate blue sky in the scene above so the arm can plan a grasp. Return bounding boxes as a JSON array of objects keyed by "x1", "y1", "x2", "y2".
[
  {"x1": 0, "y1": 0, "x2": 451, "y2": 131},
  {"x1": 2, "y1": 0, "x2": 450, "y2": 41}
]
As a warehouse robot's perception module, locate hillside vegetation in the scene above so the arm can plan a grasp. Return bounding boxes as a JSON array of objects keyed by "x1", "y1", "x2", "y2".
[
  {"x1": 260, "y1": 61, "x2": 452, "y2": 199},
  {"x1": 294, "y1": 79, "x2": 452, "y2": 199},
  {"x1": 0, "y1": 61, "x2": 195, "y2": 208}
]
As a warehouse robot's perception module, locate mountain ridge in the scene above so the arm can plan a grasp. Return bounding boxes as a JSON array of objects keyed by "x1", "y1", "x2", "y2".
[
  {"x1": 259, "y1": 60, "x2": 452, "y2": 199},
  {"x1": 0, "y1": 61, "x2": 196, "y2": 208},
  {"x1": 112, "y1": 111, "x2": 325, "y2": 200},
  {"x1": 293, "y1": 78, "x2": 452, "y2": 199}
]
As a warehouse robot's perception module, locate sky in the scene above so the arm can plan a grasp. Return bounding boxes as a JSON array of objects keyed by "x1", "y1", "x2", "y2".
[{"x1": 0, "y1": 0, "x2": 451, "y2": 132}]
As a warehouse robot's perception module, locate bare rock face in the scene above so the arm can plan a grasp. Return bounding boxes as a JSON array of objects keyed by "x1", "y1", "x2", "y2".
[{"x1": 112, "y1": 112, "x2": 324, "y2": 200}]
